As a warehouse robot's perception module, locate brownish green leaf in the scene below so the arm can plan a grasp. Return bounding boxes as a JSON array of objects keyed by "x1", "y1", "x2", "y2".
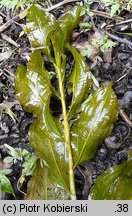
[
  {"x1": 25, "y1": 5, "x2": 55, "y2": 53},
  {"x1": 15, "y1": 50, "x2": 52, "y2": 115},
  {"x1": 66, "y1": 44, "x2": 92, "y2": 118},
  {"x1": 49, "y1": 6, "x2": 83, "y2": 79},
  {"x1": 25, "y1": 5, "x2": 82, "y2": 57},
  {"x1": 72, "y1": 84, "x2": 118, "y2": 166},
  {"x1": 26, "y1": 160, "x2": 69, "y2": 200},
  {"x1": 15, "y1": 5, "x2": 119, "y2": 199},
  {"x1": 29, "y1": 117, "x2": 70, "y2": 192},
  {"x1": 52, "y1": 6, "x2": 83, "y2": 53},
  {"x1": 89, "y1": 155, "x2": 132, "y2": 200},
  {"x1": 15, "y1": 51, "x2": 69, "y2": 192},
  {"x1": 26, "y1": 160, "x2": 49, "y2": 200}
]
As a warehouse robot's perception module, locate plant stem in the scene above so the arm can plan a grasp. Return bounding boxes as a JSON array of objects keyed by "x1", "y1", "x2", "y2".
[
  {"x1": 55, "y1": 65, "x2": 76, "y2": 200},
  {"x1": 46, "y1": 0, "x2": 81, "y2": 12}
]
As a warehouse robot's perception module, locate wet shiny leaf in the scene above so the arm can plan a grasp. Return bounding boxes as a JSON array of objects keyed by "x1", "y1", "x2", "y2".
[
  {"x1": 26, "y1": 161, "x2": 48, "y2": 200},
  {"x1": 72, "y1": 84, "x2": 118, "y2": 166},
  {"x1": 89, "y1": 158, "x2": 132, "y2": 200},
  {"x1": 26, "y1": 161, "x2": 69, "y2": 200},
  {"x1": 29, "y1": 117, "x2": 69, "y2": 192},
  {"x1": 15, "y1": 51, "x2": 69, "y2": 192},
  {"x1": 52, "y1": 6, "x2": 83, "y2": 53},
  {"x1": 25, "y1": 5, "x2": 82, "y2": 56},
  {"x1": 49, "y1": 6, "x2": 83, "y2": 80},
  {"x1": 67, "y1": 44, "x2": 92, "y2": 118},
  {"x1": 15, "y1": 50, "x2": 52, "y2": 115},
  {"x1": 25, "y1": 5, "x2": 55, "y2": 52},
  {"x1": 0, "y1": 174, "x2": 14, "y2": 194},
  {"x1": 15, "y1": 5, "x2": 119, "y2": 199}
]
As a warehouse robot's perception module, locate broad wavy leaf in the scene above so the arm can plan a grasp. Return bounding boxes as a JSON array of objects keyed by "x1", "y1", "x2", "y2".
[
  {"x1": 29, "y1": 117, "x2": 69, "y2": 192},
  {"x1": 89, "y1": 152, "x2": 132, "y2": 200},
  {"x1": 51, "y1": 6, "x2": 83, "y2": 53},
  {"x1": 67, "y1": 44, "x2": 92, "y2": 118},
  {"x1": 15, "y1": 50, "x2": 52, "y2": 115},
  {"x1": 25, "y1": 5, "x2": 55, "y2": 53},
  {"x1": 72, "y1": 84, "x2": 118, "y2": 166}
]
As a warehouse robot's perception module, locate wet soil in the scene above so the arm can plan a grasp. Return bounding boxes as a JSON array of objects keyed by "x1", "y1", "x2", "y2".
[{"x1": 0, "y1": 1, "x2": 132, "y2": 200}]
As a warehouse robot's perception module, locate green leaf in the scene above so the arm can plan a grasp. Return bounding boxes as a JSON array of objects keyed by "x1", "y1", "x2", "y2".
[
  {"x1": 15, "y1": 51, "x2": 69, "y2": 193},
  {"x1": 67, "y1": 44, "x2": 92, "y2": 118},
  {"x1": 25, "y1": 5, "x2": 55, "y2": 52},
  {"x1": 128, "y1": 150, "x2": 132, "y2": 161},
  {"x1": 81, "y1": 49, "x2": 91, "y2": 57},
  {"x1": 24, "y1": 154, "x2": 37, "y2": 163},
  {"x1": 111, "y1": 3, "x2": 120, "y2": 16},
  {"x1": 0, "y1": 169, "x2": 12, "y2": 175},
  {"x1": 15, "y1": 50, "x2": 52, "y2": 116},
  {"x1": 22, "y1": 153, "x2": 37, "y2": 176},
  {"x1": 21, "y1": 149, "x2": 29, "y2": 157},
  {"x1": 22, "y1": 163, "x2": 35, "y2": 176},
  {"x1": 15, "y1": 5, "x2": 119, "y2": 199},
  {"x1": 117, "y1": 32, "x2": 132, "y2": 36},
  {"x1": 3, "y1": 156, "x2": 14, "y2": 164},
  {"x1": 25, "y1": 161, "x2": 49, "y2": 200},
  {"x1": 0, "y1": 174, "x2": 14, "y2": 194},
  {"x1": 0, "y1": 0, "x2": 35, "y2": 10},
  {"x1": 101, "y1": 0, "x2": 112, "y2": 6},
  {"x1": 26, "y1": 160, "x2": 69, "y2": 200},
  {"x1": 0, "y1": 0, "x2": 18, "y2": 10},
  {"x1": 127, "y1": 0, "x2": 132, "y2": 10},
  {"x1": 52, "y1": 6, "x2": 83, "y2": 53},
  {"x1": 48, "y1": 6, "x2": 83, "y2": 80},
  {"x1": 25, "y1": 5, "x2": 83, "y2": 62},
  {"x1": 100, "y1": 39, "x2": 116, "y2": 52},
  {"x1": 4, "y1": 144, "x2": 20, "y2": 158},
  {"x1": 72, "y1": 83, "x2": 118, "y2": 166},
  {"x1": 29, "y1": 116, "x2": 70, "y2": 192},
  {"x1": 89, "y1": 159, "x2": 132, "y2": 200}
]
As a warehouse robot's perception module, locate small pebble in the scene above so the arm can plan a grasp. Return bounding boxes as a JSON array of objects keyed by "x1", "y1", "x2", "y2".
[
  {"x1": 119, "y1": 91, "x2": 132, "y2": 108},
  {"x1": 1, "y1": 123, "x2": 9, "y2": 134},
  {"x1": 10, "y1": 133, "x2": 19, "y2": 139},
  {"x1": 98, "y1": 147, "x2": 108, "y2": 158},
  {"x1": 115, "y1": 83, "x2": 126, "y2": 95},
  {"x1": 0, "y1": 134, "x2": 8, "y2": 140},
  {"x1": 105, "y1": 136, "x2": 121, "y2": 149},
  {"x1": 116, "y1": 151, "x2": 127, "y2": 162},
  {"x1": 118, "y1": 53, "x2": 130, "y2": 61}
]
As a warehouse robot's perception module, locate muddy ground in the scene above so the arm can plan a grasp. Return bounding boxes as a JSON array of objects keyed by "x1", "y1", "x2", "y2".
[{"x1": 0, "y1": 0, "x2": 132, "y2": 199}]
